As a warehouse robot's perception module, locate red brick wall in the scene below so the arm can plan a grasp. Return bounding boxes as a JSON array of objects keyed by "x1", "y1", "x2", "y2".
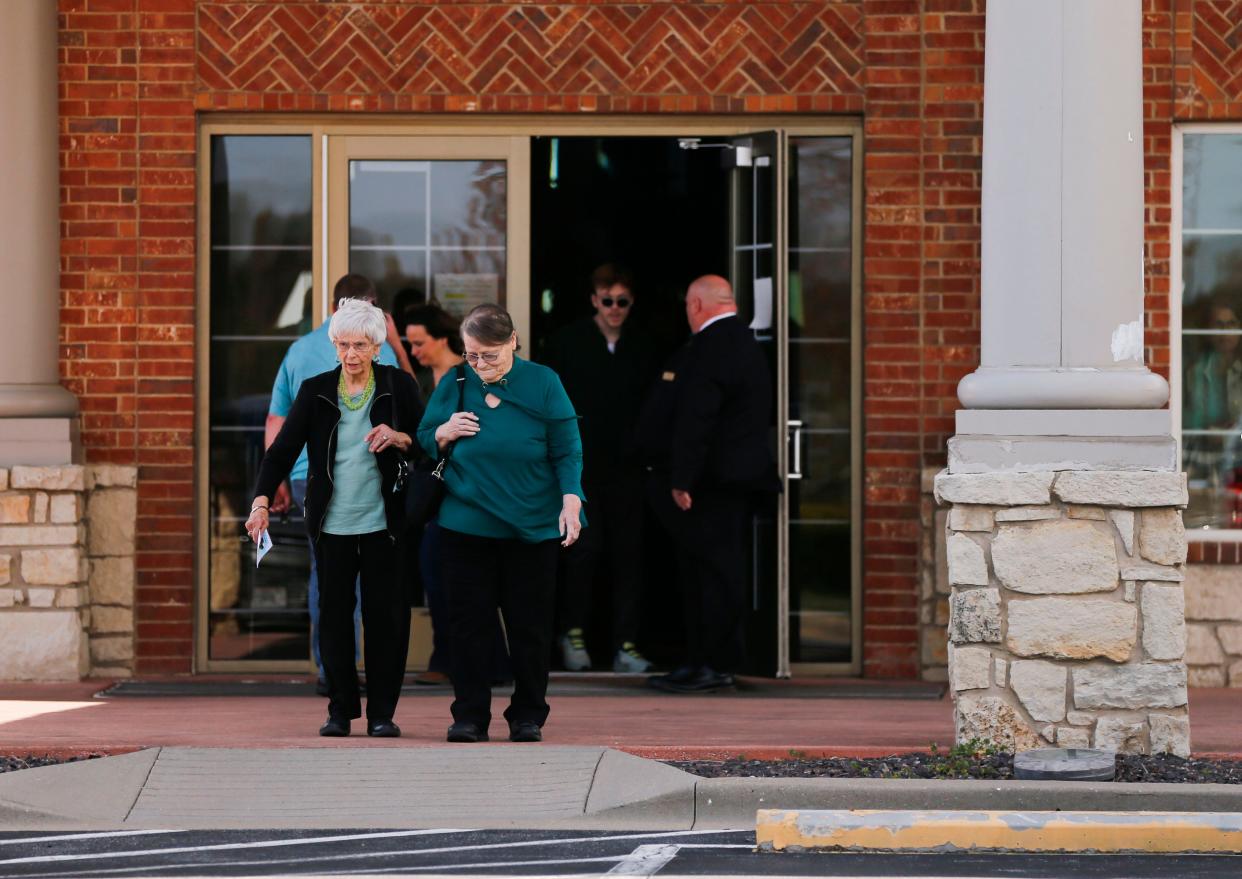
[
  {"x1": 59, "y1": 0, "x2": 197, "y2": 673},
  {"x1": 55, "y1": 0, "x2": 1241, "y2": 677}
]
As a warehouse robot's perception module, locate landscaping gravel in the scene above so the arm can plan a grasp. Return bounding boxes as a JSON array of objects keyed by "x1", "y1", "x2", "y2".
[
  {"x1": 669, "y1": 752, "x2": 1242, "y2": 784},
  {"x1": 1, "y1": 754, "x2": 102, "y2": 775}
]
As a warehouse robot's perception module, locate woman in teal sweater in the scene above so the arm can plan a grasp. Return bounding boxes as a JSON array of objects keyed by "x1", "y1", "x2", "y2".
[{"x1": 417, "y1": 303, "x2": 584, "y2": 743}]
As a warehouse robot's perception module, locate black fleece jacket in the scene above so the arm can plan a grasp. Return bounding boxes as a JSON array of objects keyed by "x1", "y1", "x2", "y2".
[{"x1": 254, "y1": 363, "x2": 425, "y2": 542}]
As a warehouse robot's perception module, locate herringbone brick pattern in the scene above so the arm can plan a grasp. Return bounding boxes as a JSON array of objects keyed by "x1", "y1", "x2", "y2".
[
  {"x1": 196, "y1": 2, "x2": 863, "y2": 107},
  {"x1": 1182, "y1": 0, "x2": 1242, "y2": 117}
]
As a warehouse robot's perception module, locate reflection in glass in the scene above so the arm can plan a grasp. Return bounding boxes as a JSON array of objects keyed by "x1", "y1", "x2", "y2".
[
  {"x1": 210, "y1": 136, "x2": 313, "y2": 250},
  {"x1": 789, "y1": 433, "x2": 851, "y2": 522},
  {"x1": 1183, "y1": 134, "x2": 1242, "y2": 231},
  {"x1": 349, "y1": 249, "x2": 428, "y2": 313},
  {"x1": 349, "y1": 160, "x2": 507, "y2": 313},
  {"x1": 1181, "y1": 133, "x2": 1242, "y2": 531},
  {"x1": 790, "y1": 341, "x2": 850, "y2": 430},
  {"x1": 787, "y1": 136, "x2": 854, "y2": 665},
  {"x1": 789, "y1": 523, "x2": 850, "y2": 663},
  {"x1": 209, "y1": 135, "x2": 313, "y2": 662}
]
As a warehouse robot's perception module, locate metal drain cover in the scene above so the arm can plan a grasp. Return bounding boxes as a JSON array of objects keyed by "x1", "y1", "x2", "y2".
[{"x1": 1014, "y1": 747, "x2": 1116, "y2": 781}]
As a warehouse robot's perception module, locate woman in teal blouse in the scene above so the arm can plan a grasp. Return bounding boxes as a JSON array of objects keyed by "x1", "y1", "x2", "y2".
[{"x1": 417, "y1": 303, "x2": 584, "y2": 743}]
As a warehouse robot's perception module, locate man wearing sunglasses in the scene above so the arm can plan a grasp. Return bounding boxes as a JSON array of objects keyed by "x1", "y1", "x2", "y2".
[{"x1": 542, "y1": 263, "x2": 659, "y2": 674}]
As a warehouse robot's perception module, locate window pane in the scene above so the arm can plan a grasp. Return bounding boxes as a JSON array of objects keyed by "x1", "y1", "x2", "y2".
[
  {"x1": 210, "y1": 136, "x2": 312, "y2": 248},
  {"x1": 1181, "y1": 133, "x2": 1242, "y2": 531},
  {"x1": 1184, "y1": 134, "x2": 1242, "y2": 230},
  {"x1": 210, "y1": 250, "x2": 312, "y2": 338},
  {"x1": 790, "y1": 340, "x2": 850, "y2": 430},
  {"x1": 350, "y1": 160, "x2": 507, "y2": 314},
  {"x1": 789, "y1": 523, "x2": 850, "y2": 663},
  {"x1": 790, "y1": 136, "x2": 852, "y2": 250},
  {"x1": 430, "y1": 161, "x2": 507, "y2": 247},
  {"x1": 208, "y1": 134, "x2": 313, "y2": 662}
]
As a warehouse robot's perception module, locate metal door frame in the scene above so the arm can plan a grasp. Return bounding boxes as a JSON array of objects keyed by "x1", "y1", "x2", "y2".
[{"x1": 194, "y1": 116, "x2": 862, "y2": 674}]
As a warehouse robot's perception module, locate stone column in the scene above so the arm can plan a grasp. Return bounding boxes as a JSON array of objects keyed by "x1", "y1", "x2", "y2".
[
  {"x1": 0, "y1": 1, "x2": 79, "y2": 464},
  {"x1": 941, "y1": 0, "x2": 1189, "y2": 756}
]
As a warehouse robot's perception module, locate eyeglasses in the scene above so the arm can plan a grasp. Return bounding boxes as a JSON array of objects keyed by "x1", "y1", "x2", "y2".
[
  {"x1": 334, "y1": 341, "x2": 375, "y2": 354},
  {"x1": 600, "y1": 297, "x2": 631, "y2": 309},
  {"x1": 464, "y1": 351, "x2": 504, "y2": 365}
]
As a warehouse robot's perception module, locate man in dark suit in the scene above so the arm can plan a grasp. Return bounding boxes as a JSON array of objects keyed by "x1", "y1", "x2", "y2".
[{"x1": 637, "y1": 275, "x2": 779, "y2": 692}]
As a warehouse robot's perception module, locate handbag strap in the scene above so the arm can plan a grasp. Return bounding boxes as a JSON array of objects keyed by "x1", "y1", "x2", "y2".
[{"x1": 440, "y1": 363, "x2": 468, "y2": 463}]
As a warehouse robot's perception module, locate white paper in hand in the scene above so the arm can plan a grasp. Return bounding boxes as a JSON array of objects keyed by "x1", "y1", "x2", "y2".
[{"x1": 255, "y1": 529, "x2": 273, "y2": 568}]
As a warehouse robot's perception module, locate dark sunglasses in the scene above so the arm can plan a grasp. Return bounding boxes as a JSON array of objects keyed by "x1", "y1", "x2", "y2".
[{"x1": 600, "y1": 297, "x2": 632, "y2": 309}]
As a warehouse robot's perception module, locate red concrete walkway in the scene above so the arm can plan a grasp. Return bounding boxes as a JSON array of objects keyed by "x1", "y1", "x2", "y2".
[{"x1": 1, "y1": 678, "x2": 1238, "y2": 759}]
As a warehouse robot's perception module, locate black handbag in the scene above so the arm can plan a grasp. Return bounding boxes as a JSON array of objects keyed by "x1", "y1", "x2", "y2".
[{"x1": 404, "y1": 364, "x2": 467, "y2": 530}]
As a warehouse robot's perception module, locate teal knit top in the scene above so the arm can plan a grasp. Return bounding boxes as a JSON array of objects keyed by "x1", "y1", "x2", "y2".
[{"x1": 416, "y1": 357, "x2": 585, "y2": 543}]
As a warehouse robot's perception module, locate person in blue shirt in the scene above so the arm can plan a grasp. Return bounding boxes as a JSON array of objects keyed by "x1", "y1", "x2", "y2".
[{"x1": 266, "y1": 273, "x2": 409, "y2": 694}]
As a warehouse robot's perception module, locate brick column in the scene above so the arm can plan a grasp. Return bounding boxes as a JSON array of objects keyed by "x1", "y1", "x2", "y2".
[{"x1": 0, "y1": 1, "x2": 78, "y2": 462}]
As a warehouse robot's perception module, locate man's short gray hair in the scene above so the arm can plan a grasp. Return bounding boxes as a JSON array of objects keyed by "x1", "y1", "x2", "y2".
[{"x1": 329, "y1": 298, "x2": 387, "y2": 346}]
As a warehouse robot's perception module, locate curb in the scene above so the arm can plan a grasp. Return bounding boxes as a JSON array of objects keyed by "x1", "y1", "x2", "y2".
[
  {"x1": 756, "y1": 808, "x2": 1242, "y2": 853},
  {"x1": 692, "y1": 776, "x2": 1242, "y2": 829}
]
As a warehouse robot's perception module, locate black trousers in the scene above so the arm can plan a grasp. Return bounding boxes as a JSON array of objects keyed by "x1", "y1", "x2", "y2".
[
  {"x1": 440, "y1": 527, "x2": 559, "y2": 730},
  {"x1": 645, "y1": 472, "x2": 748, "y2": 673},
  {"x1": 559, "y1": 477, "x2": 645, "y2": 648},
  {"x1": 314, "y1": 531, "x2": 410, "y2": 722}
]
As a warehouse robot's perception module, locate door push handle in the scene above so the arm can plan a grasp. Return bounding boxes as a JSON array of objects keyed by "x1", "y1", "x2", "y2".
[{"x1": 787, "y1": 420, "x2": 804, "y2": 481}]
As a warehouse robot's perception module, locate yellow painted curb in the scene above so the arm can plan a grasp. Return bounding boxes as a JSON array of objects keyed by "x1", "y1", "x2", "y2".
[{"x1": 756, "y1": 809, "x2": 1242, "y2": 853}]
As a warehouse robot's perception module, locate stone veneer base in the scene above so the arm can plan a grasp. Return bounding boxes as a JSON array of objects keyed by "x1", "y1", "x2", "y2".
[
  {"x1": 934, "y1": 468, "x2": 1191, "y2": 756},
  {"x1": 0, "y1": 465, "x2": 137, "y2": 680}
]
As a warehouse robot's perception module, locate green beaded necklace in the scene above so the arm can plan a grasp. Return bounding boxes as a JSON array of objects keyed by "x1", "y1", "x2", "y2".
[{"x1": 338, "y1": 369, "x2": 376, "y2": 411}]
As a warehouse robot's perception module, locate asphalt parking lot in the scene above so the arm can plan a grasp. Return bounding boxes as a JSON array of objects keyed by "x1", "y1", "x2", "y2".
[{"x1": 2, "y1": 828, "x2": 1241, "y2": 879}]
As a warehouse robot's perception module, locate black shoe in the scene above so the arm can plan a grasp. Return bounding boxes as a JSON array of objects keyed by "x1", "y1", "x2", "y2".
[
  {"x1": 508, "y1": 721, "x2": 542, "y2": 743},
  {"x1": 651, "y1": 667, "x2": 736, "y2": 693},
  {"x1": 319, "y1": 716, "x2": 350, "y2": 737},
  {"x1": 446, "y1": 721, "x2": 489, "y2": 743},
  {"x1": 647, "y1": 665, "x2": 697, "y2": 690},
  {"x1": 314, "y1": 677, "x2": 329, "y2": 697},
  {"x1": 367, "y1": 719, "x2": 401, "y2": 738}
]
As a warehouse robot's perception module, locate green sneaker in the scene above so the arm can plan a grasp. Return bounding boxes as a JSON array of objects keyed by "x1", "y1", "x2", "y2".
[
  {"x1": 560, "y1": 628, "x2": 591, "y2": 671},
  {"x1": 613, "y1": 642, "x2": 652, "y2": 673}
]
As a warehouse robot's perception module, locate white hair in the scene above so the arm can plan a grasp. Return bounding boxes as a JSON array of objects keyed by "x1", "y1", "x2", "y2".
[{"x1": 329, "y1": 298, "x2": 387, "y2": 346}]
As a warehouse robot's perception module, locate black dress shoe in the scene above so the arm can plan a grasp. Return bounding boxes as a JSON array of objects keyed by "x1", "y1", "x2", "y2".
[
  {"x1": 319, "y1": 716, "x2": 350, "y2": 737},
  {"x1": 367, "y1": 719, "x2": 401, "y2": 738},
  {"x1": 314, "y1": 677, "x2": 329, "y2": 697},
  {"x1": 446, "y1": 721, "x2": 489, "y2": 743},
  {"x1": 647, "y1": 665, "x2": 696, "y2": 689},
  {"x1": 508, "y1": 721, "x2": 542, "y2": 743},
  {"x1": 651, "y1": 667, "x2": 736, "y2": 693}
]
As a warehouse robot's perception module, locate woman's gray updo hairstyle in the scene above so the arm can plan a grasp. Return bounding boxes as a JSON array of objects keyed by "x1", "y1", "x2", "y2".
[{"x1": 460, "y1": 303, "x2": 520, "y2": 350}]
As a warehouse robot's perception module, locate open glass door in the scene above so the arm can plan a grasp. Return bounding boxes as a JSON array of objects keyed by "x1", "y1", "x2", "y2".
[
  {"x1": 724, "y1": 130, "x2": 784, "y2": 676},
  {"x1": 326, "y1": 135, "x2": 530, "y2": 670},
  {"x1": 726, "y1": 129, "x2": 860, "y2": 677}
]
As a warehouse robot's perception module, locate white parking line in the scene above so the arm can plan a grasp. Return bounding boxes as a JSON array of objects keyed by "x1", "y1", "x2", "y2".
[
  {"x1": 0, "y1": 828, "x2": 466, "y2": 866},
  {"x1": 606, "y1": 843, "x2": 680, "y2": 875},
  {"x1": 4, "y1": 829, "x2": 751, "y2": 878},
  {"x1": 0, "y1": 830, "x2": 181, "y2": 847}
]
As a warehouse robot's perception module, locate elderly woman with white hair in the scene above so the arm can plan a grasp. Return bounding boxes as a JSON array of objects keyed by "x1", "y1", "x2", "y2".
[{"x1": 247, "y1": 298, "x2": 424, "y2": 738}]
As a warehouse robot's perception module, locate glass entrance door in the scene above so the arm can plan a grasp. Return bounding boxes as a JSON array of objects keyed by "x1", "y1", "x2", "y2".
[
  {"x1": 725, "y1": 129, "x2": 860, "y2": 676},
  {"x1": 327, "y1": 136, "x2": 530, "y2": 670}
]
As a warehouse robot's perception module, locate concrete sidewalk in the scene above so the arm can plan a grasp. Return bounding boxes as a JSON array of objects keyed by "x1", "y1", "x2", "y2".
[{"x1": 3, "y1": 746, "x2": 1242, "y2": 834}]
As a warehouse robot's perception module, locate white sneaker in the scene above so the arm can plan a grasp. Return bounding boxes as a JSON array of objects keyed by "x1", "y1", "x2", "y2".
[
  {"x1": 560, "y1": 628, "x2": 592, "y2": 671},
  {"x1": 613, "y1": 642, "x2": 652, "y2": 674}
]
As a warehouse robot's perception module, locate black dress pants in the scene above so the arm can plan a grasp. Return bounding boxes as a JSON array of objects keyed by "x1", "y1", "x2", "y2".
[
  {"x1": 559, "y1": 477, "x2": 645, "y2": 648},
  {"x1": 314, "y1": 531, "x2": 410, "y2": 723},
  {"x1": 440, "y1": 527, "x2": 559, "y2": 730},
  {"x1": 645, "y1": 472, "x2": 748, "y2": 673}
]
